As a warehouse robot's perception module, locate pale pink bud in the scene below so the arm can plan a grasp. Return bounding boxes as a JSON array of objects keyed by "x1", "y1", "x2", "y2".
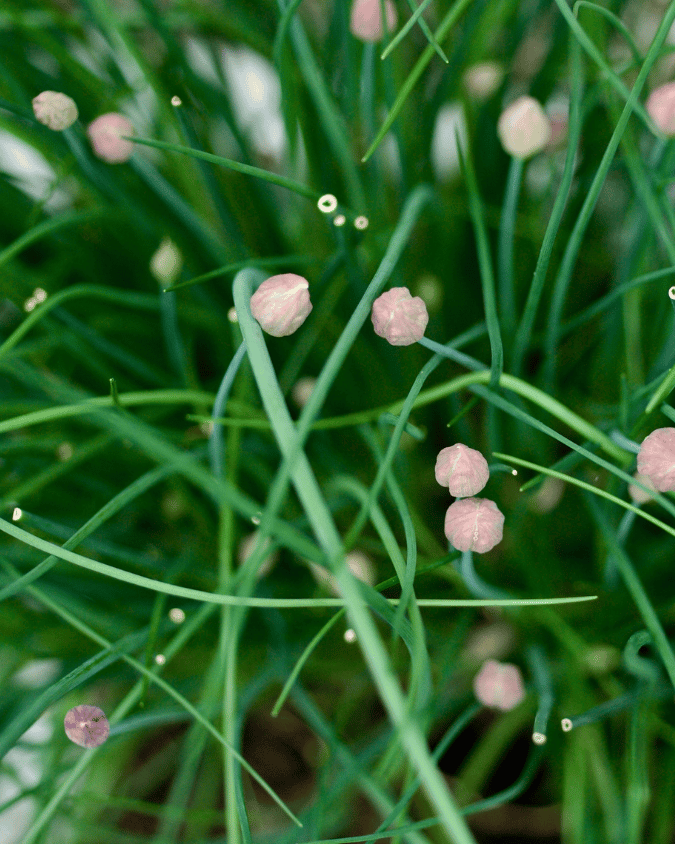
[
  {"x1": 473, "y1": 659, "x2": 525, "y2": 711},
  {"x1": 250, "y1": 273, "x2": 312, "y2": 337},
  {"x1": 64, "y1": 705, "x2": 109, "y2": 748},
  {"x1": 463, "y1": 62, "x2": 503, "y2": 100},
  {"x1": 87, "y1": 113, "x2": 135, "y2": 163},
  {"x1": 350, "y1": 0, "x2": 397, "y2": 42},
  {"x1": 291, "y1": 376, "x2": 316, "y2": 408},
  {"x1": 371, "y1": 286, "x2": 429, "y2": 346},
  {"x1": 646, "y1": 82, "x2": 675, "y2": 137},
  {"x1": 435, "y1": 444, "x2": 489, "y2": 497},
  {"x1": 310, "y1": 550, "x2": 375, "y2": 597},
  {"x1": 628, "y1": 471, "x2": 657, "y2": 504},
  {"x1": 497, "y1": 96, "x2": 551, "y2": 158},
  {"x1": 637, "y1": 427, "x2": 675, "y2": 492},
  {"x1": 237, "y1": 531, "x2": 278, "y2": 578},
  {"x1": 32, "y1": 91, "x2": 78, "y2": 131},
  {"x1": 444, "y1": 497, "x2": 504, "y2": 553}
]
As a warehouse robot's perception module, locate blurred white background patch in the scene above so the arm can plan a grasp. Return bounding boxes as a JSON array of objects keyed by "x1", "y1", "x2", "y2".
[
  {"x1": 220, "y1": 46, "x2": 286, "y2": 160},
  {"x1": 0, "y1": 129, "x2": 72, "y2": 211},
  {"x1": 431, "y1": 103, "x2": 467, "y2": 181}
]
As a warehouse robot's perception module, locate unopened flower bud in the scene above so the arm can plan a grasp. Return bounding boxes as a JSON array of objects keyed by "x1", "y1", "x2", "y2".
[
  {"x1": 646, "y1": 82, "x2": 675, "y2": 137},
  {"x1": 32, "y1": 91, "x2": 78, "y2": 131},
  {"x1": 238, "y1": 531, "x2": 278, "y2": 579},
  {"x1": 463, "y1": 62, "x2": 503, "y2": 100},
  {"x1": 435, "y1": 444, "x2": 489, "y2": 497},
  {"x1": 350, "y1": 0, "x2": 397, "y2": 42},
  {"x1": 292, "y1": 376, "x2": 317, "y2": 408},
  {"x1": 637, "y1": 427, "x2": 675, "y2": 492},
  {"x1": 444, "y1": 497, "x2": 504, "y2": 553},
  {"x1": 87, "y1": 113, "x2": 135, "y2": 163},
  {"x1": 473, "y1": 659, "x2": 525, "y2": 711},
  {"x1": 497, "y1": 96, "x2": 551, "y2": 158},
  {"x1": 250, "y1": 273, "x2": 312, "y2": 337},
  {"x1": 64, "y1": 705, "x2": 109, "y2": 748},
  {"x1": 150, "y1": 236, "x2": 182, "y2": 287},
  {"x1": 628, "y1": 471, "x2": 657, "y2": 504},
  {"x1": 310, "y1": 550, "x2": 375, "y2": 597},
  {"x1": 371, "y1": 286, "x2": 429, "y2": 346}
]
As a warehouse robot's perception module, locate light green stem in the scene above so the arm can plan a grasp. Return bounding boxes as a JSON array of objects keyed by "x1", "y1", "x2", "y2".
[{"x1": 233, "y1": 267, "x2": 478, "y2": 844}]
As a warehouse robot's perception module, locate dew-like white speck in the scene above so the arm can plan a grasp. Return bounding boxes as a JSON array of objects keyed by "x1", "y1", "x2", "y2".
[{"x1": 318, "y1": 194, "x2": 337, "y2": 213}]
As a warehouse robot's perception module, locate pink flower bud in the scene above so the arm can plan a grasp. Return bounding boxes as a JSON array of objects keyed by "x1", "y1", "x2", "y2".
[
  {"x1": 237, "y1": 531, "x2": 278, "y2": 578},
  {"x1": 473, "y1": 659, "x2": 525, "y2": 711},
  {"x1": 250, "y1": 273, "x2": 312, "y2": 337},
  {"x1": 435, "y1": 444, "x2": 489, "y2": 497},
  {"x1": 371, "y1": 286, "x2": 429, "y2": 346},
  {"x1": 350, "y1": 0, "x2": 397, "y2": 42},
  {"x1": 64, "y1": 705, "x2": 109, "y2": 748},
  {"x1": 637, "y1": 427, "x2": 675, "y2": 492},
  {"x1": 497, "y1": 95, "x2": 551, "y2": 158},
  {"x1": 628, "y1": 471, "x2": 657, "y2": 504},
  {"x1": 444, "y1": 497, "x2": 504, "y2": 553},
  {"x1": 32, "y1": 91, "x2": 78, "y2": 131},
  {"x1": 646, "y1": 82, "x2": 675, "y2": 137},
  {"x1": 310, "y1": 550, "x2": 375, "y2": 597},
  {"x1": 87, "y1": 113, "x2": 135, "y2": 163}
]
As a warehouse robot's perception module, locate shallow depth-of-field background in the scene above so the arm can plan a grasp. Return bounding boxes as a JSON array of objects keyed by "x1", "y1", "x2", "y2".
[{"x1": 3, "y1": 0, "x2": 675, "y2": 842}]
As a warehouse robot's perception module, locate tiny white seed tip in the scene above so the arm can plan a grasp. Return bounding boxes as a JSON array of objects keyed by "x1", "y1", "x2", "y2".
[
  {"x1": 318, "y1": 194, "x2": 338, "y2": 213},
  {"x1": 12, "y1": 507, "x2": 22, "y2": 521},
  {"x1": 561, "y1": 718, "x2": 573, "y2": 732},
  {"x1": 532, "y1": 732, "x2": 547, "y2": 745},
  {"x1": 171, "y1": 95, "x2": 182, "y2": 106},
  {"x1": 333, "y1": 214, "x2": 346, "y2": 226},
  {"x1": 354, "y1": 215, "x2": 369, "y2": 230},
  {"x1": 669, "y1": 286, "x2": 675, "y2": 300}
]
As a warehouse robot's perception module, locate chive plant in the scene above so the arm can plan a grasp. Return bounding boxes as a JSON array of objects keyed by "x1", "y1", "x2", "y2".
[{"x1": 2, "y1": 1, "x2": 675, "y2": 843}]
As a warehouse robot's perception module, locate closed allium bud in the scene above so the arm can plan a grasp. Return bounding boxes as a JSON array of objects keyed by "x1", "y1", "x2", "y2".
[
  {"x1": 646, "y1": 82, "x2": 675, "y2": 137},
  {"x1": 444, "y1": 497, "x2": 504, "y2": 553},
  {"x1": 463, "y1": 62, "x2": 503, "y2": 100},
  {"x1": 497, "y1": 95, "x2": 551, "y2": 158},
  {"x1": 473, "y1": 659, "x2": 525, "y2": 711},
  {"x1": 87, "y1": 113, "x2": 135, "y2": 163},
  {"x1": 238, "y1": 531, "x2": 278, "y2": 579},
  {"x1": 32, "y1": 91, "x2": 78, "y2": 131},
  {"x1": 250, "y1": 273, "x2": 312, "y2": 337},
  {"x1": 310, "y1": 550, "x2": 375, "y2": 597},
  {"x1": 64, "y1": 705, "x2": 109, "y2": 748},
  {"x1": 628, "y1": 471, "x2": 657, "y2": 504},
  {"x1": 435, "y1": 443, "x2": 489, "y2": 497},
  {"x1": 350, "y1": 0, "x2": 397, "y2": 42},
  {"x1": 637, "y1": 427, "x2": 675, "y2": 492},
  {"x1": 371, "y1": 286, "x2": 429, "y2": 346}
]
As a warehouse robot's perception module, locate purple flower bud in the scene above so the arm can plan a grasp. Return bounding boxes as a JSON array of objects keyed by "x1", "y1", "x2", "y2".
[
  {"x1": 64, "y1": 705, "x2": 109, "y2": 748},
  {"x1": 371, "y1": 287, "x2": 429, "y2": 346},
  {"x1": 444, "y1": 497, "x2": 504, "y2": 553},
  {"x1": 497, "y1": 96, "x2": 551, "y2": 159},
  {"x1": 87, "y1": 113, "x2": 135, "y2": 163},
  {"x1": 350, "y1": 0, "x2": 397, "y2": 42},
  {"x1": 250, "y1": 273, "x2": 312, "y2": 337},
  {"x1": 32, "y1": 91, "x2": 78, "y2": 131},
  {"x1": 646, "y1": 82, "x2": 675, "y2": 137},
  {"x1": 435, "y1": 443, "x2": 489, "y2": 497},
  {"x1": 637, "y1": 427, "x2": 675, "y2": 492},
  {"x1": 473, "y1": 659, "x2": 525, "y2": 711}
]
